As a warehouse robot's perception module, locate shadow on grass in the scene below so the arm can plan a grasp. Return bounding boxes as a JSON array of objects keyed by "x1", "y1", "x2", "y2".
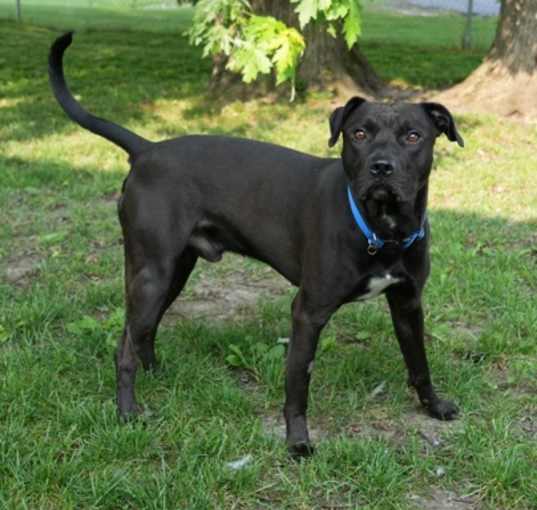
[
  {"x1": 363, "y1": 42, "x2": 488, "y2": 90},
  {"x1": 0, "y1": 154, "x2": 124, "y2": 198},
  {"x1": 0, "y1": 21, "x2": 211, "y2": 144}
]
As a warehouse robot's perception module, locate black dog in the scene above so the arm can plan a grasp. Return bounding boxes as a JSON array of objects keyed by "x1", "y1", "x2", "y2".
[{"x1": 49, "y1": 33, "x2": 463, "y2": 457}]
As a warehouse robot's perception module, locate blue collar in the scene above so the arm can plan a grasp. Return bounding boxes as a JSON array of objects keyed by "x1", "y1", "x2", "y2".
[{"x1": 346, "y1": 185, "x2": 426, "y2": 255}]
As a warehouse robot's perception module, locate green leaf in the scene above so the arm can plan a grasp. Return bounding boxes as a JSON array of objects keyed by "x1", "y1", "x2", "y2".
[
  {"x1": 343, "y1": 0, "x2": 361, "y2": 48},
  {"x1": 325, "y1": 0, "x2": 349, "y2": 20},
  {"x1": 227, "y1": 344, "x2": 249, "y2": 367},
  {"x1": 293, "y1": 0, "x2": 319, "y2": 28},
  {"x1": 227, "y1": 44, "x2": 272, "y2": 82},
  {"x1": 267, "y1": 344, "x2": 285, "y2": 360},
  {"x1": 225, "y1": 354, "x2": 241, "y2": 367},
  {"x1": 272, "y1": 28, "x2": 305, "y2": 85},
  {"x1": 326, "y1": 22, "x2": 337, "y2": 38}
]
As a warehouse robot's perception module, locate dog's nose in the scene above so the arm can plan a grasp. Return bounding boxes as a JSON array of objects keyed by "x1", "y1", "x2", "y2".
[{"x1": 369, "y1": 160, "x2": 395, "y2": 176}]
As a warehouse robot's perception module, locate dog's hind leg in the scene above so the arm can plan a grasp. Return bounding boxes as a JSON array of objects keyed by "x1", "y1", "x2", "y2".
[
  {"x1": 115, "y1": 245, "x2": 198, "y2": 420},
  {"x1": 138, "y1": 248, "x2": 199, "y2": 370}
]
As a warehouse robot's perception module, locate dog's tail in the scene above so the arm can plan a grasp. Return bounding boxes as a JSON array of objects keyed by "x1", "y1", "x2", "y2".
[{"x1": 49, "y1": 32, "x2": 152, "y2": 158}]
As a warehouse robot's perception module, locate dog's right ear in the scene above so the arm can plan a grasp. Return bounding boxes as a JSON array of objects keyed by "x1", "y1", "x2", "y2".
[
  {"x1": 421, "y1": 102, "x2": 464, "y2": 147},
  {"x1": 328, "y1": 96, "x2": 366, "y2": 147}
]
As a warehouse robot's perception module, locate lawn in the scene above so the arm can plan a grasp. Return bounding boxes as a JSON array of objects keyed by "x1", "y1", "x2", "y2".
[{"x1": 1, "y1": 3, "x2": 536, "y2": 509}]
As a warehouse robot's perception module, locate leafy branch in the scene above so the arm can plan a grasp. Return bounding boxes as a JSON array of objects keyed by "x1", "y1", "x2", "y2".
[{"x1": 187, "y1": 0, "x2": 363, "y2": 98}]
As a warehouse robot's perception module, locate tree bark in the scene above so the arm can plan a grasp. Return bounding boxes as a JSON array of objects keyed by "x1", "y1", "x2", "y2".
[
  {"x1": 435, "y1": 0, "x2": 537, "y2": 118},
  {"x1": 210, "y1": 0, "x2": 383, "y2": 97},
  {"x1": 298, "y1": 20, "x2": 383, "y2": 94}
]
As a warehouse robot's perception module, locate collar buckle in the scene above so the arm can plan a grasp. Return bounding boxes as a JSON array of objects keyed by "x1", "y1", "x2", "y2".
[
  {"x1": 367, "y1": 244, "x2": 378, "y2": 256},
  {"x1": 347, "y1": 185, "x2": 426, "y2": 254}
]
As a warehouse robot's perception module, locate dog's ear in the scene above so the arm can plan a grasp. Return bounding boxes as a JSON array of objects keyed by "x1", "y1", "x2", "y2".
[
  {"x1": 328, "y1": 96, "x2": 366, "y2": 147},
  {"x1": 421, "y1": 102, "x2": 464, "y2": 147}
]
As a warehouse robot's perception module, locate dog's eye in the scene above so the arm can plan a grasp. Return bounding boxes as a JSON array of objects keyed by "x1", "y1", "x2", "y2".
[
  {"x1": 406, "y1": 131, "x2": 421, "y2": 144},
  {"x1": 354, "y1": 129, "x2": 367, "y2": 141}
]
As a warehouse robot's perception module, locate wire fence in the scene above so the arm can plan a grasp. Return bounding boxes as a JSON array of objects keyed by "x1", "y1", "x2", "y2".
[{"x1": 371, "y1": 0, "x2": 499, "y2": 16}]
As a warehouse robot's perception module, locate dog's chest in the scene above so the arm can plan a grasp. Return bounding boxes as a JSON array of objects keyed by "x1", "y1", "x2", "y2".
[{"x1": 355, "y1": 273, "x2": 401, "y2": 301}]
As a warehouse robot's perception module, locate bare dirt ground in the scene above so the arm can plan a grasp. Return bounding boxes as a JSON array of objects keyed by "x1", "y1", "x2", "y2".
[
  {"x1": 165, "y1": 256, "x2": 291, "y2": 323},
  {"x1": 5, "y1": 252, "x2": 41, "y2": 285},
  {"x1": 409, "y1": 489, "x2": 480, "y2": 510}
]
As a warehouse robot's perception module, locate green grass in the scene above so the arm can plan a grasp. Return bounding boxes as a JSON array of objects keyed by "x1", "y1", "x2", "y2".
[
  {"x1": 1, "y1": 4, "x2": 536, "y2": 510},
  {"x1": 0, "y1": 0, "x2": 194, "y2": 33},
  {"x1": 0, "y1": 0, "x2": 496, "y2": 89},
  {"x1": 362, "y1": 7, "x2": 496, "y2": 88}
]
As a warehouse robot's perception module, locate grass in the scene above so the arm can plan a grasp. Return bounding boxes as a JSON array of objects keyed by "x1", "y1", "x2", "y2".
[
  {"x1": 0, "y1": 0, "x2": 194, "y2": 33},
  {"x1": 1, "y1": 3, "x2": 536, "y2": 510}
]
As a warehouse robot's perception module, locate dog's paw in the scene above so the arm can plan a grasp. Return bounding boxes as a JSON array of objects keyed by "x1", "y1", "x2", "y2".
[
  {"x1": 426, "y1": 398, "x2": 458, "y2": 421},
  {"x1": 288, "y1": 441, "x2": 315, "y2": 459},
  {"x1": 117, "y1": 403, "x2": 145, "y2": 423}
]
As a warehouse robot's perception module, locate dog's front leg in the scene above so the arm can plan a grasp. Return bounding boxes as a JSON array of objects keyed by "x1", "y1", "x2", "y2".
[
  {"x1": 386, "y1": 287, "x2": 458, "y2": 420},
  {"x1": 284, "y1": 291, "x2": 331, "y2": 458}
]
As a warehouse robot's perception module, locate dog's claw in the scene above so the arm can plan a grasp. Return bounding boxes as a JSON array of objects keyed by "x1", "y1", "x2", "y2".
[
  {"x1": 288, "y1": 441, "x2": 315, "y2": 459},
  {"x1": 118, "y1": 403, "x2": 144, "y2": 423},
  {"x1": 426, "y1": 398, "x2": 458, "y2": 421}
]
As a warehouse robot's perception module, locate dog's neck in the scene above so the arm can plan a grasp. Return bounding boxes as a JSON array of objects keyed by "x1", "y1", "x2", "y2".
[{"x1": 361, "y1": 184, "x2": 428, "y2": 241}]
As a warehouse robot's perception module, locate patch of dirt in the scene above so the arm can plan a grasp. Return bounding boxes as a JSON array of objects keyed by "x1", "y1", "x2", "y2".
[
  {"x1": 234, "y1": 369, "x2": 264, "y2": 396},
  {"x1": 346, "y1": 418, "x2": 405, "y2": 445},
  {"x1": 4, "y1": 253, "x2": 42, "y2": 285},
  {"x1": 518, "y1": 414, "x2": 537, "y2": 439},
  {"x1": 409, "y1": 489, "x2": 480, "y2": 510},
  {"x1": 450, "y1": 321, "x2": 482, "y2": 341},
  {"x1": 345, "y1": 406, "x2": 461, "y2": 449},
  {"x1": 261, "y1": 413, "x2": 326, "y2": 443},
  {"x1": 403, "y1": 407, "x2": 463, "y2": 448},
  {"x1": 434, "y1": 65, "x2": 537, "y2": 121},
  {"x1": 44, "y1": 203, "x2": 70, "y2": 224},
  {"x1": 165, "y1": 266, "x2": 289, "y2": 323}
]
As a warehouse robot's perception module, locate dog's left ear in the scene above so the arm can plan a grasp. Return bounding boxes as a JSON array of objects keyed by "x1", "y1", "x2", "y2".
[
  {"x1": 421, "y1": 102, "x2": 464, "y2": 147},
  {"x1": 328, "y1": 96, "x2": 366, "y2": 147}
]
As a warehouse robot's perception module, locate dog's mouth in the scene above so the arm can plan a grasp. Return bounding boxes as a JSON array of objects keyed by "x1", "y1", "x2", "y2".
[
  {"x1": 362, "y1": 184, "x2": 401, "y2": 203},
  {"x1": 361, "y1": 184, "x2": 411, "y2": 236}
]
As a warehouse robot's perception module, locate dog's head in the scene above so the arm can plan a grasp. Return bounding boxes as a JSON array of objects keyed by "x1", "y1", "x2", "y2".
[{"x1": 329, "y1": 97, "x2": 463, "y2": 236}]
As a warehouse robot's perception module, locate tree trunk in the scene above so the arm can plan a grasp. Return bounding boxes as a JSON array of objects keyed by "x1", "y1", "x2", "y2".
[
  {"x1": 298, "y1": 21, "x2": 383, "y2": 94},
  {"x1": 16, "y1": 0, "x2": 21, "y2": 22},
  {"x1": 210, "y1": 0, "x2": 383, "y2": 97},
  {"x1": 435, "y1": 0, "x2": 537, "y2": 118}
]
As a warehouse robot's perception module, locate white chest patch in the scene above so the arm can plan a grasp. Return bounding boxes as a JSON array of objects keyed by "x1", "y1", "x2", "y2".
[{"x1": 357, "y1": 274, "x2": 400, "y2": 301}]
